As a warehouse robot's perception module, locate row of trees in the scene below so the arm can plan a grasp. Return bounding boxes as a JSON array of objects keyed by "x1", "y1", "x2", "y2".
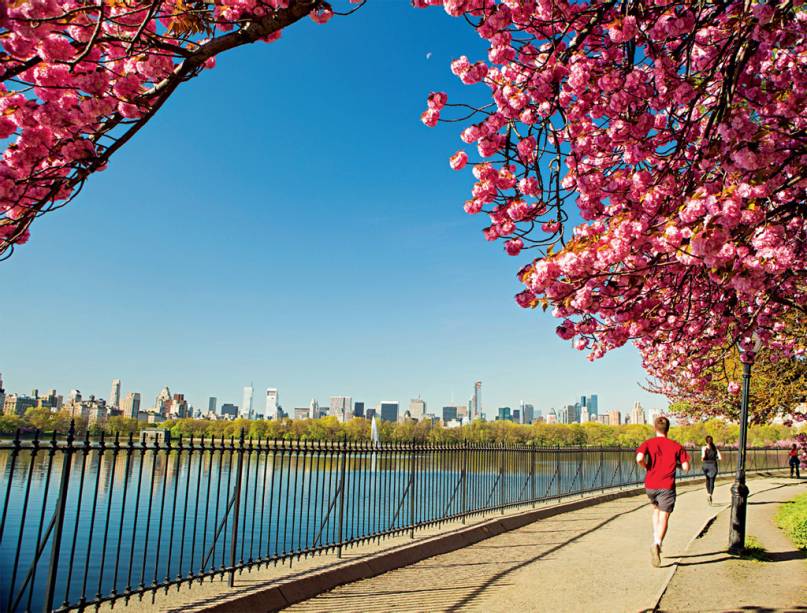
[{"x1": 1, "y1": 408, "x2": 799, "y2": 449}]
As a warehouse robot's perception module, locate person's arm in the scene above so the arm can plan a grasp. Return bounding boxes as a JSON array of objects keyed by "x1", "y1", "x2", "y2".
[
  {"x1": 680, "y1": 448, "x2": 691, "y2": 472},
  {"x1": 701, "y1": 445, "x2": 706, "y2": 461},
  {"x1": 717, "y1": 448, "x2": 722, "y2": 461},
  {"x1": 636, "y1": 441, "x2": 648, "y2": 468}
]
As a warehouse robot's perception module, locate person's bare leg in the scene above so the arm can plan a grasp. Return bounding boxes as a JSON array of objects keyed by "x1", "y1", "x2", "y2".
[
  {"x1": 651, "y1": 507, "x2": 659, "y2": 542},
  {"x1": 650, "y1": 506, "x2": 662, "y2": 566},
  {"x1": 657, "y1": 510, "x2": 670, "y2": 546}
]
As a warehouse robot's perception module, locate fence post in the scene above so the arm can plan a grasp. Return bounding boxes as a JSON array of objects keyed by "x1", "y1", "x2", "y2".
[
  {"x1": 618, "y1": 448, "x2": 624, "y2": 489},
  {"x1": 228, "y1": 429, "x2": 245, "y2": 588},
  {"x1": 409, "y1": 440, "x2": 416, "y2": 538},
  {"x1": 555, "y1": 445, "x2": 561, "y2": 500},
  {"x1": 44, "y1": 421, "x2": 75, "y2": 613},
  {"x1": 499, "y1": 444, "x2": 505, "y2": 514},
  {"x1": 336, "y1": 435, "x2": 348, "y2": 558},
  {"x1": 530, "y1": 445, "x2": 536, "y2": 508},
  {"x1": 461, "y1": 441, "x2": 468, "y2": 523},
  {"x1": 600, "y1": 448, "x2": 605, "y2": 492}
]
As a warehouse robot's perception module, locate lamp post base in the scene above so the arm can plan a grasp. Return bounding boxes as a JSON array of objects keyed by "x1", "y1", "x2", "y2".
[{"x1": 728, "y1": 478, "x2": 749, "y2": 554}]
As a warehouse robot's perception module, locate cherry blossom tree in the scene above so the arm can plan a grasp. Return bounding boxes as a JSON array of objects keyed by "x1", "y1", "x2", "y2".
[
  {"x1": 419, "y1": 0, "x2": 806, "y2": 402},
  {"x1": 0, "y1": 0, "x2": 361, "y2": 258}
]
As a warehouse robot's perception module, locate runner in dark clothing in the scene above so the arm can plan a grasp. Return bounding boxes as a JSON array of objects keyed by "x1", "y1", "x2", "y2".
[
  {"x1": 636, "y1": 416, "x2": 690, "y2": 568},
  {"x1": 790, "y1": 444, "x2": 801, "y2": 479},
  {"x1": 701, "y1": 435, "x2": 721, "y2": 505}
]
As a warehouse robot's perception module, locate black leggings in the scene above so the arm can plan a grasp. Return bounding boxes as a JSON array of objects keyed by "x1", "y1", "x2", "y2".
[
  {"x1": 703, "y1": 463, "x2": 718, "y2": 494},
  {"x1": 791, "y1": 457, "x2": 801, "y2": 478}
]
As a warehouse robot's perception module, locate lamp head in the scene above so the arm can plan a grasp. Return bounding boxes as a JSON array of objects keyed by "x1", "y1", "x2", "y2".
[{"x1": 739, "y1": 332, "x2": 763, "y2": 364}]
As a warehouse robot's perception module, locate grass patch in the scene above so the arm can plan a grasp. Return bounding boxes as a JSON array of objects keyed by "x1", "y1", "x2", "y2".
[
  {"x1": 776, "y1": 490, "x2": 807, "y2": 550},
  {"x1": 739, "y1": 535, "x2": 769, "y2": 562}
]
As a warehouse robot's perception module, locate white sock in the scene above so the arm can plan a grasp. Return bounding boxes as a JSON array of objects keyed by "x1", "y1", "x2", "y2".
[{"x1": 654, "y1": 539, "x2": 661, "y2": 546}]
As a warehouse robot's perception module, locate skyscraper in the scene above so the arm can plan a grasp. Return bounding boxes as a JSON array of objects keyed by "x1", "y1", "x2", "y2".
[
  {"x1": 408, "y1": 398, "x2": 426, "y2": 419},
  {"x1": 220, "y1": 403, "x2": 238, "y2": 419},
  {"x1": 609, "y1": 409, "x2": 622, "y2": 425},
  {"x1": 265, "y1": 388, "x2": 278, "y2": 420},
  {"x1": 241, "y1": 384, "x2": 253, "y2": 419},
  {"x1": 587, "y1": 394, "x2": 599, "y2": 417},
  {"x1": 309, "y1": 398, "x2": 319, "y2": 420},
  {"x1": 631, "y1": 401, "x2": 646, "y2": 425},
  {"x1": 329, "y1": 396, "x2": 353, "y2": 422},
  {"x1": 208, "y1": 397, "x2": 217, "y2": 413},
  {"x1": 109, "y1": 379, "x2": 121, "y2": 408},
  {"x1": 378, "y1": 401, "x2": 399, "y2": 423},
  {"x1": 353, "y1": 401, "x2": 365, "y2": 418},
  {"x1": 155, "y1": 386, "x2": 171, "y2": 415},
  {"x1": 442, "y1": 406, "x2": 458, "y2": 423},
  {"x1": 497, "y1": 407, "x2": 512, "y2": 421},
  {"x1": 121, "y1": 392, "x2": 141, "y2": 419},
  {"x1": 472, "y1": 381, "x2": 482, "y2": 419},
  {"x1": 521, "y1": 403, "x2": 535, "y2": 425}
]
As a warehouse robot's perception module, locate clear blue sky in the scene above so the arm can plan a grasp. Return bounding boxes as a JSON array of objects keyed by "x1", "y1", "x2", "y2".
[{"x1": 1, "y1": 3, "x2": 665, "y2": 416}]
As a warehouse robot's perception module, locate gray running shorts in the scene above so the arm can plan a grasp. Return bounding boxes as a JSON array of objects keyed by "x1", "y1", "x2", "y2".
[{"x1": 646, "y1": 488, "x2": 676, "y2": 512}]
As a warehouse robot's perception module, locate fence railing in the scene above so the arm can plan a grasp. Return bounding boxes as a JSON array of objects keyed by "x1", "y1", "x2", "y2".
[{"x1": 0, "y1": 425, "x2": 789, "y2": 612}]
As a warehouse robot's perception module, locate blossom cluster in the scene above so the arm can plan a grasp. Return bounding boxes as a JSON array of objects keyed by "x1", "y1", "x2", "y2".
[
  {"x1": 419, "y1": 0, "x2": 806, "y2": 404},
  {"x1": 0, "y1": 0, "x2": 354, "y2": 256}
]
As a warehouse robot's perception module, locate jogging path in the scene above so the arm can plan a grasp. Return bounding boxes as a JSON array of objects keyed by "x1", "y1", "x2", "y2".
[{"x1": 284, "y1": 475, "x2": 806, "y2": 613}]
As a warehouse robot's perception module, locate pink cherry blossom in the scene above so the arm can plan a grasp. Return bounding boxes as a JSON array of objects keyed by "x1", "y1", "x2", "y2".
[
  {"x1": 449, "y1": 151, "x2": 468, "y2": 170},
  {"x1": 0, "y1": 1, "x2": 353, "y2": 257},
  {"x1": 417, "y1": 0, "x2": 806, "y2": 420}
]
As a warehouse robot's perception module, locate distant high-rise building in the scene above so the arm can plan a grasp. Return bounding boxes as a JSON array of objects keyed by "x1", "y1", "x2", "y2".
[
  {"x1": 378, "y1": 401, "x2": 399, "y2": 423},
  {"x1": 631, "y1": 401, "x2": 646, "y2": 425},
  {"x1": 3, "y1": 394, "x2": 36, "y2": 416},
  {"x1": 472, "y1": 381, "x2": 482, "y2": 418},
  {"x1": 220, "y1": 403, "x2": 238, "y2": 419},
  {"x1": 265, "y1": 388, "x2": 278, "y2": 420},
  {"x1": 365, "y1": 408, "x2": 377, "y2": 422},
  {"x1": 546, "y1": 409, "x2": 558, "y2": 425},
  {"x1": 69, "y1": 389, "x2": 82, "y2": 403},
  {"x1": 587, "y1": 394, "x2": 599, "y2": 417},
  {"x1": 442, "y1": 406, "x2": 458, "y2": 423},
  {"x1": 353, "y1": 401, "x2": 365, "y2": 418},
  {"x1": 329, "y1": 396, "x2": 353, "y2": 422},
  {"x1": 309, "y1": 398, "x2": 319, "y2": 420},
  {"x1": 170, "y1": 393, "x2": 188, "y2": 418},
  {"x1": 109, "y1": 379, "x2": 121, "y2": 408},
  {"x1": 155, "y1": 386, "x2": 171, "y2": 415},
  {"x1": 409, "y1": 398, "x2": 426, "y2": 419},
  {"x1": 121, "y1": 392, "x2": 141, "y2": 419},
  {"x1": 513, "y1": 409, "x2": 521, "y2": 423},
  {"x1": 242, "y1": 384, "x2": 254, "y2": 419},
  {"x1": 497, "y1": 407, "x2": 512, "y2": 421},
  {"x1": 609, "y1": 409, "x2": 622, "y2": 425},
  {"x1": 521, "y1": 402, "x2": 535, "y2": 425},
  {"x1": 208, "y1": 397, "x2": 217, "y2": 413},
  {"x1": 293, "y1": 407, "x2": 309, "y2": 420}
]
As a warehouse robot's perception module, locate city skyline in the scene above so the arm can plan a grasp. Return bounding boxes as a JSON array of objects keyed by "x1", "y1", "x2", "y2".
[{"x1": 0, "y1": 371, "x2": 665, "y2": 420}]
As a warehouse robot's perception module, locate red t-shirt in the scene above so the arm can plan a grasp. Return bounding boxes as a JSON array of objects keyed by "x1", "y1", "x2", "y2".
[{"x1": 636, "y1": 437, "x2": 690, "y2": 490}]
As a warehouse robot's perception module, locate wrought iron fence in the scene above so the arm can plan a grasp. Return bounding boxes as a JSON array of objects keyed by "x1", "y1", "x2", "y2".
[{"x1": 0, "y1": 425, "x2": 789, "y2": 612}]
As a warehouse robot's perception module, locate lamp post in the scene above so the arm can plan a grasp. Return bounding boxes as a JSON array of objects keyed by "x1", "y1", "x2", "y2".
[{"x1": 728, "y1": 333, "x2": 763, "y2": 554}]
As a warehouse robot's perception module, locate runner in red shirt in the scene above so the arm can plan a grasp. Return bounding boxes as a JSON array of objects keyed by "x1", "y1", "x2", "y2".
[{"x1": 636, "y1": 416, "x2": 690, "y2": 567}]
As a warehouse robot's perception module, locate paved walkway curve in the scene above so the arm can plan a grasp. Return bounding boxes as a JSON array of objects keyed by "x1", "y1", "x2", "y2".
[{"x1": 283, "y1": 476, "x2": 806, "y2": 613}]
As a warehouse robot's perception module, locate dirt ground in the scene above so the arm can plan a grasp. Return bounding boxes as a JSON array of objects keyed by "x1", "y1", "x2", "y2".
[{"x1": 658, "y1": 478, "x2": 807, "y2": 612}]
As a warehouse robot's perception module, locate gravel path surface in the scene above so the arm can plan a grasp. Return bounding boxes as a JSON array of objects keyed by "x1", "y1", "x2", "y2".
[
  {"x1": 285, "y1": 476, "x2": 802, "y2": 612},
  {"x1": 658, "y1": 477, "x2": 807, "y2": 612}
]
